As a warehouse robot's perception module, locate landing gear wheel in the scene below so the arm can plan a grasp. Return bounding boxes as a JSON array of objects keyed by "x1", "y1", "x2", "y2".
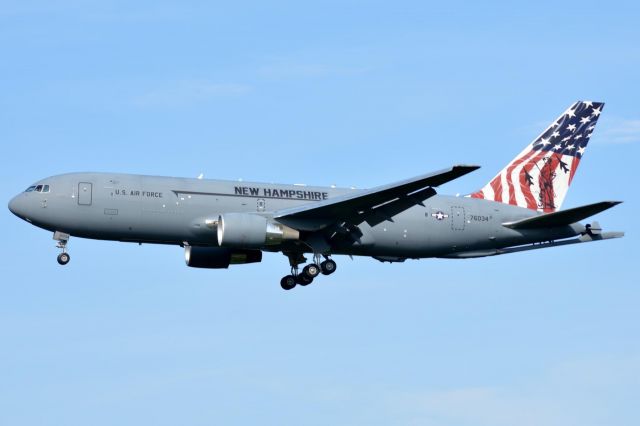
[
  {"x1": 57, "y1": 253, "x2": 70, "y2": 265},
  {"x1": 280, "y1": 275, "x2": 296, "y2": 291},
  {"x1": 296, "y1": 274, "x2": 313, "y2": 286},
  {"x1": 320, "y1": 259, "x2": 336, "y2": 275},
  {"x1": 303, "y1": 263, "x2": 321, "y2": 278}
]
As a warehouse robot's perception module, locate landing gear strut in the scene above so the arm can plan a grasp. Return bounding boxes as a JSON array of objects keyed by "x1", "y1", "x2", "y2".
[
  {"x1": 280, "y1": 253, "x2": 336, "y2": 290},
  {"x1": 54, "y1": 231, "x2": 71, "y2": 266}
]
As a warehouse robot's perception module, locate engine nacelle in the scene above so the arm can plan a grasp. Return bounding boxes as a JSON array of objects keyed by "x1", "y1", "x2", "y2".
[
  {"x1": 184, "y1": 246, "x2": 262, "y2": 269},
  {"x1": 217, "y1": 213, "x2": 299, "y2": 248}
]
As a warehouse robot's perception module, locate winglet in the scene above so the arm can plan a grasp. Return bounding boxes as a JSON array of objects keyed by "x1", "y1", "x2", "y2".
[{"x1": 425, "y1": 164, "x2": 480, "y2": 187}]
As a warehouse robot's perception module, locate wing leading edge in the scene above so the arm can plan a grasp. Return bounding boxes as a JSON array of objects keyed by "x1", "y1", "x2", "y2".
[{"x1": 274, "y1": 165, "x2": 480, "y2": 231}]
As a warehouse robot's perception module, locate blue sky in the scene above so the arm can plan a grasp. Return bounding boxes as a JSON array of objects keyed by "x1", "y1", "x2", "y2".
[{"x1": 1, "y1": 1, "x2": 638, "y2": 425}]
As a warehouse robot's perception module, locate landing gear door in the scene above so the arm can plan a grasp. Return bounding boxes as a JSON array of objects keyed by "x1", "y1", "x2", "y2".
[{"x1": 78, "y1": 182, "x2": 93, "y2": 206}]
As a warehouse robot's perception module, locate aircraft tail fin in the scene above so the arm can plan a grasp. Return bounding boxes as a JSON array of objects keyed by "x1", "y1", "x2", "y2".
[{"x1": 470, "y1": 101, "x2": 604, "y2": 212}]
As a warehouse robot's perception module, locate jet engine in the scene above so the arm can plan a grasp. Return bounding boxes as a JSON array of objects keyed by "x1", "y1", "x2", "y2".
[
  {"x1": 184, "y1": 246, "x2": 262, "y2": 269},
  {"x1": 217, "y1": 213, "x2": 299, "y2": 248}
]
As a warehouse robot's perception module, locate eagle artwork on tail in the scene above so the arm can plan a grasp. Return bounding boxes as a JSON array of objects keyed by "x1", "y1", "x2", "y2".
[
  {"x1": 538, "y1": 155, "x2": 559, "y2": 211},
  {"x1": 471, "y1": 101, "x2": 603, "y2": 213}
]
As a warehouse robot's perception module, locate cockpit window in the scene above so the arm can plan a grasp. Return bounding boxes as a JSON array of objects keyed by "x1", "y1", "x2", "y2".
[{"x1": 25, "y1": 184, "x2": 51, "y2": 193}]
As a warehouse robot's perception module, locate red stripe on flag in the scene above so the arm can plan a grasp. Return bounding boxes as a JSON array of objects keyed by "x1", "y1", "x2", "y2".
[
  {"x1": 490, "y1": 175, "x2": 503, "y2": 202},
  {"x1": 519, "y1": 151, "x2": 548, "y2": 210},
  {"x1": 568, "y1": 157, "x2": 580, "y2": 185},
  {"x1": 506, "y1": 150, "x2": 540, "y2": 206}
]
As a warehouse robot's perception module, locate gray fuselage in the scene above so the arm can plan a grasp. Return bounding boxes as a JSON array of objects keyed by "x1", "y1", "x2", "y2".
[{"x1": 8, "y1": 172, "x2": 583, "y2": 260}]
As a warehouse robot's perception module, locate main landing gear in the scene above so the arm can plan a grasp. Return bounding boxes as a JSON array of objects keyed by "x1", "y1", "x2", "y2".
[
  {"x1": 54, "y1": 231, "x2": 71, "y2": 265},
  {"x1": 280, "y1": 253, "x2": 337, "y2": 291}
]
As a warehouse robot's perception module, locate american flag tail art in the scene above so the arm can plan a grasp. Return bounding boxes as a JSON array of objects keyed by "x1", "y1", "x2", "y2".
[{"x1": 470, "y1": 101, "x2": 604, "y2": 213}]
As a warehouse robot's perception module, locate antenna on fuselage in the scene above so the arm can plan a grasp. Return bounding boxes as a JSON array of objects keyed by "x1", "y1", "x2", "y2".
[{"x1": 197, "y1": 173, "x2": 204, "y2": 180}]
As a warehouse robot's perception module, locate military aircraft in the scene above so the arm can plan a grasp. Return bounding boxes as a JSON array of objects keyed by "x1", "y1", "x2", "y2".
[{"x1": 8, "y1": 101, "x2": 623, "y2": 290}]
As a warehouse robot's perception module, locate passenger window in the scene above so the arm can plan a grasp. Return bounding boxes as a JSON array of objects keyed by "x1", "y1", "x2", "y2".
[
  {"x1": 25, "y1": 186, "x2": 36, "y2": 192},
  {"x1": 35, "y1": 185, "x2": 43, "y2": 192},
  {"x1": 43, "y1": 185, "x2": 50, "y2": 193}
]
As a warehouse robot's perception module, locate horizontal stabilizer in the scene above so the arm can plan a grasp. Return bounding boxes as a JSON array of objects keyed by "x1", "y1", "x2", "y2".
[{"x1": 503, "y1": 201, "x2": 622, "y2": 229}]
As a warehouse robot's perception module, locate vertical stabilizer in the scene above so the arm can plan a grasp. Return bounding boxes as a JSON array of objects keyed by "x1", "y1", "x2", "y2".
[{"x1": 470, "y1": 101, "x2": 604, "y2": 212}]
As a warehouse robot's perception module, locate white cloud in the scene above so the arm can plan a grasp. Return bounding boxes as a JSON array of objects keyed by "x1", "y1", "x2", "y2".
[
  {"x1": 595, "y1": 118, "x2": 640, "y2": 144},
  {"x1": 382, "y1": 354, "x2": 640, "y2": 426},
  {"x1": 156, "y1": 353, "x2": 638, "y2": 426},
  {"x1": 386, "y1": 386, "x2": 563, "y2": 426},
  {"x1": 523, "y1": 117, "x2": 640, "y2": 146},
  {"x1": 253, "y1": 46, "x2": 375, "y2": 80},
  {"x1": 0, "y1": 1, "x2": 194, "y2": 22},
  {"x1": 259, "y1": 64, "x2": 369, "y2": 78},
  {"x1": 133, "y1": 80, "x2": 251, "y2": 107}
]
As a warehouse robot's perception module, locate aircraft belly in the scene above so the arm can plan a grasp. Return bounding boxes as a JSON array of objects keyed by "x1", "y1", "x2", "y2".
[{"x1": 362, "y1": 212, "x2": 431, "y2": 257}]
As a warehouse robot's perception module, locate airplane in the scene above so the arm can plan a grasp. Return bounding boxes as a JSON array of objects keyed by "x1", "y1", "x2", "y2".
[{"x1": 8, "y1": 101, "x2": 623, "y2": 290}]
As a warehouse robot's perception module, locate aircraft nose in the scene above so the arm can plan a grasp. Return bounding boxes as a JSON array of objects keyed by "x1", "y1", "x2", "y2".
[{"x1": 8, "y1": 194, "x2": 26, "y2": 218}]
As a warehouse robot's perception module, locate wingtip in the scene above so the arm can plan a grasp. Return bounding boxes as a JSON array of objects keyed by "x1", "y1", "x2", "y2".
[{"x1": 454, "y1": 164, "x2": 481, "y2": 170}]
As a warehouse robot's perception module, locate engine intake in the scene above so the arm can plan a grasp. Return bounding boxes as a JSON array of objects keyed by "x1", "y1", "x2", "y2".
[
  {"x1": 217, "y1": 213, "x2": 299, "y2": 248},
  {"x1": 185, "y1": 246, "x2": 262, "y2": 269}
]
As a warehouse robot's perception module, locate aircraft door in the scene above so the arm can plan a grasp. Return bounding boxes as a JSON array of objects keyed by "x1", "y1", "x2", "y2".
[
  {"x1": 451, "y1": 206, "x2": 465, "y2": 230},
  {"x1": 78, "y1": 182, "x2": 93, "y2": 205}
]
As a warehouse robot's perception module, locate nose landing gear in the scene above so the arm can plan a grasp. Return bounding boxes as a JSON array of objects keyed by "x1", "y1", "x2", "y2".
[
  {"x1": 54, "y1": 231, "x2": 71, "y2": 266},
  {"x1": 57, "y1": 252, "x2": 70, "y2": 265}
]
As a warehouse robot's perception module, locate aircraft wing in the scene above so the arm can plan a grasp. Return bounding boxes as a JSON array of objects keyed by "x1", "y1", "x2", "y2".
[{"x1": 274, "y1": 165, "x2": 479, "y2": 231}]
